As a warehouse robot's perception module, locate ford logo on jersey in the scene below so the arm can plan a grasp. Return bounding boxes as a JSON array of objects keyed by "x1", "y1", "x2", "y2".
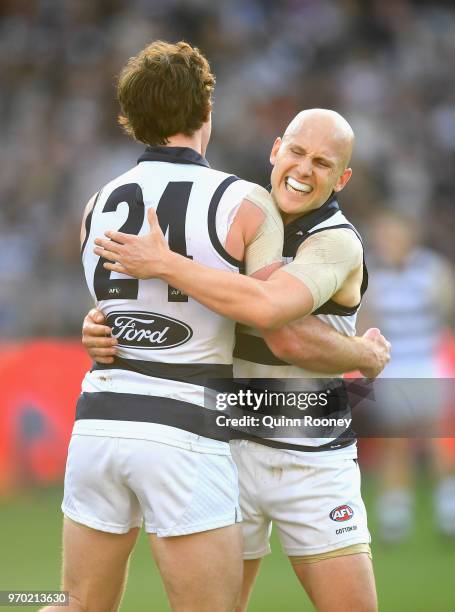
[
  {"x1": 106, "y1": 311, "x2": 193, "y2": 350},
  {"x1": 329, "y1": 505, "x2": 354, "y2": 522}
]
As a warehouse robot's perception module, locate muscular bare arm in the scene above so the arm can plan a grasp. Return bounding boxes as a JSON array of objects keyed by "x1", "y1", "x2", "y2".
[{"x1": 263, "y1": 317, "x2": 390, "y2": 377}]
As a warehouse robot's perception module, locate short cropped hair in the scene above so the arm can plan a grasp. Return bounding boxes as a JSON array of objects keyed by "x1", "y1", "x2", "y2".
[{"x1": 117, "y1": 40, "x2": 215, "y2": 146}]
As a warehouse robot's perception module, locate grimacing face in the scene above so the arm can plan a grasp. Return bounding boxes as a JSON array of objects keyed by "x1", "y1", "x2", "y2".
[{"x1": 269, "y1": 124, "x2": 352, "y2": 223}]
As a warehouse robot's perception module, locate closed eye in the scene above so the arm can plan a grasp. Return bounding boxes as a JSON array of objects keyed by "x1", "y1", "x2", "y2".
[{"x1": 315, "y1": 159, "x2": 331, "y2": 168}]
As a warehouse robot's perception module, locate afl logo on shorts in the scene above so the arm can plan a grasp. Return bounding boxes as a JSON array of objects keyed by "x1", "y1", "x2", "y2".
[
  {"x1": 106, "y1": 311, "x2": 193, "y2": 350},
  {"x1": 330, "y1": 505, "x2": 354, "y2": 522}
]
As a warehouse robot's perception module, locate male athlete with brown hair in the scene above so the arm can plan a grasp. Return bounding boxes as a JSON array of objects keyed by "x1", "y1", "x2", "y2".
[
  {"x1": 88, "y1": 108, "x2": 390, "y2": 611},
  {"x1": 44, "y1": 40, "x2": 286, "y2": 612}
]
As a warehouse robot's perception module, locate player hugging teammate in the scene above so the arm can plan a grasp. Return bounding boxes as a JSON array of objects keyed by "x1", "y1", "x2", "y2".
[{"x1": 53, "y1": 40, "x2": 390, "y2": 612}]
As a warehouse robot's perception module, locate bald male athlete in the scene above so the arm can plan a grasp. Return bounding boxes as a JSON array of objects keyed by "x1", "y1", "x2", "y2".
[{"x1": 90, "y1": 109, "x2": 389, "y2": 611}]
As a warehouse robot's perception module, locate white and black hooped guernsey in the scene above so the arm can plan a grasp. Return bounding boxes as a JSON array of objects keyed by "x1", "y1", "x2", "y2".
[
  {"x1": 77, "y1": 146, "x2": 260, "y2": 454},
  {"x1": 233, "y1": 193, "x2": 368, "y2": 458}
]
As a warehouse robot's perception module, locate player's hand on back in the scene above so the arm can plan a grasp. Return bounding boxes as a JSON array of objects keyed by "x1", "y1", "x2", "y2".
[
  {"x1": 82, "y1": 308, "x2": 117, "y2": 364},
  {"x1": 359, "y1": 327, "x2": 391, "y2": 379},
  {"x1": 94, "y1": 208, "x2": 170, "y2": 280}
]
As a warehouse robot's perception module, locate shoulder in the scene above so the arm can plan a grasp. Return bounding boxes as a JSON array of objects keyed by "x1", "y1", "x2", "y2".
[
  {"x1": 296, "y1": 228, "x2": 363, "y2": 266},
  {"x1": 203, "y1": 168, "x2": 247, "y2": 186},
  {"x1": 204, "y1": 173, "x2": 270, "y2": 207},
  {"x1": 242, "y1": 184, "x2": 282, "y2": 224},
  {"x1": 243, "y1": 184, "x2": 274, "y2": 210},
  {"x1": 227, "y1": 184, "x2": 283, "y2": 260}
]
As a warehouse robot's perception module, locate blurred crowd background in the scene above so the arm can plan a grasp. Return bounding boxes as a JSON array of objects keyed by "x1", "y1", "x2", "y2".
[{"x1": 1, "y1": 0, "x2": 455, "y2": 337}]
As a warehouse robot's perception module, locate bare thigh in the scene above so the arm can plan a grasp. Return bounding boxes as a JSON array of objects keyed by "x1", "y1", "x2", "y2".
[
  {"x1": 150, "y1": 524, "x2": 243, "y2": 612},
  {"x1": 292, "y1": 553, "x2": 377, "y2": 612},
  {"x1": 42, "y1": 517, "x2": 139, "y2": 612}
]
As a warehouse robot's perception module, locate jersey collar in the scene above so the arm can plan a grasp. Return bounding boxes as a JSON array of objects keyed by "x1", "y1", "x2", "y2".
[
  {"x1": 284, "y1": 192, "x2": 340, "y2": 240},
  {"x1": 138, "y1": 146, "x2": 210, "y2": 168}
]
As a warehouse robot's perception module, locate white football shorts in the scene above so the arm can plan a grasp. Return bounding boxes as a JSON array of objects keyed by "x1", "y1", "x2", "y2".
[
  {"x1": 230, "y1": 440, "x2": 370, "y2": 558},
  {"x1": 62, "y1": 434, "x2": 241, "y2": 536}
]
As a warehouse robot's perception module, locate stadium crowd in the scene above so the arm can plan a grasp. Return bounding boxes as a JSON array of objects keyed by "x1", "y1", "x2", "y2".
[{"x1": 1, "y1": 0, "x2": 454, "y2": 337}]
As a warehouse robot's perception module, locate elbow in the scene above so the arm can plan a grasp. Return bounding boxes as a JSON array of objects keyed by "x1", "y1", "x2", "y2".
[
  {"x1": 267, "y1": 333, "x2": 323, "y2": 369},
  {"x1": 265, "y1": 334, "x2": 295, "y2": 363},
  {"x1": 253, "y1": 304, "x2": 285, "y2": 331},
  {"x1": 243, "y1": 287, "x2": 284, "y2": 330}
]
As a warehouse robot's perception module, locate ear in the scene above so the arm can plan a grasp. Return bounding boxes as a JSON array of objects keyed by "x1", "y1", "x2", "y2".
[
  {"x1": 333, "y1": 167, "x2": 352, "y2": 192},
  {"x1": 270, "y1": 137, "x2": 282, "y2": 166}
]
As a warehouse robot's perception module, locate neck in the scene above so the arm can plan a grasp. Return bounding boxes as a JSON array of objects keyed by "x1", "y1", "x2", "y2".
[
  {"x1": 282, "y1": 192, "x2": 338, "y2": 226},
  {"x1": 282, "y1": 203, "x2": 323, "y2": 226},
  {"x1": 165, "y1": 132, "x2": 203, "y2": 154}
]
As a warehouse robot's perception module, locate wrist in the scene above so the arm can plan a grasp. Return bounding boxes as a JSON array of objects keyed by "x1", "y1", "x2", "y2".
[
  {"x1": 158, "y1": 250, "x2": 183, "y2": 281},
  {"x1": 352, "y1": 336, "x2": 375, "y2": 371}
]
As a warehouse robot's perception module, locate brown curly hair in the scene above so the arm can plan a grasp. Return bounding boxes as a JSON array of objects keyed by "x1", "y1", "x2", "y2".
[{"x1": 117, "y1": 40, "x2": 215, "y2": 146}]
